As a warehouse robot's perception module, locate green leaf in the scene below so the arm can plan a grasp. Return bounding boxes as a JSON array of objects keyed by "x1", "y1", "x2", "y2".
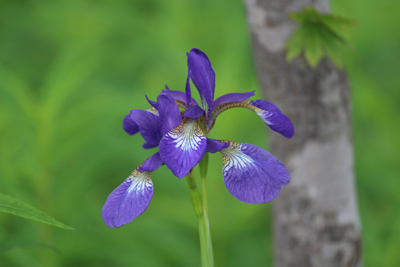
[
  {"x1": 285, "y1": 7, "x2": 356, "y2": 68},
  {"x1": 0, "y1": 193, "x2": 74, "y2": 230}
]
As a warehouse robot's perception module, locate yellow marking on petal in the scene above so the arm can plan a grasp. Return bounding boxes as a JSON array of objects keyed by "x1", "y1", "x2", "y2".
[
  {"x1": 175, "y1": 100, "x2": 188, "y2": 110},
  {"x1": 211, "y1": 100, "x2": 262, "y2": 121},
  {"x1": 146, "y1": 107, "x2": 159, "y2": 116},
  {"x1": 220, "y1": 142, "x2": 257, "y2": 175}
]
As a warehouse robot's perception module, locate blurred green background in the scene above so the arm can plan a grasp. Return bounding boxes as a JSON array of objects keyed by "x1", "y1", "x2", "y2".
[{"x1": 0, "y1": 0, "x2": 399, "y2": 266}]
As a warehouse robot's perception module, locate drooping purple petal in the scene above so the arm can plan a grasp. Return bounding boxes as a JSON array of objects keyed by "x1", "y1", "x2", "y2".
[
  {"x1": 157, "y1": 93, "x2": 182, "y2": 136},
  {"x1": 206, "y1": 139, "x2": 230, "y2": 153},
  {"x1": 213, "y1": 91, "x2": 255, "y2": 108},
  {"x1": 162, "y1": 86, "x2": 198, "y2": 106},
  {"x1": 123, "y1": 113, "x2": 139, "y2": 135},
  {"x1": 187, "y1": 48, "x2": 215, "y2": 118},
  {"x1": 183, "y1": 105, "x2": 205, "y2": 119},
  {"x1": 139, "y1": 152, "x2": 163, "y2": 172},
  {"x1": 142, "y1": 142, "x2": 158, "y2": 149},
  {"x1": 129, "y1": 109, "x2": 162, "y2": 145},
  {"x1": 250, "y1": 100, "x2": 295, "y2": 138},
  {"x1": 159, "y1": 118, "x2": 207, "y2": 179},
  {"x1": 220, "y1": 141, "x2": 290, "y2": 204},
  {"x1": 210, "y1": 100, "x2": 294, "y2": 138},
  {"x1": 102, "y1": 169, "x2": 154, "y2": 228}
]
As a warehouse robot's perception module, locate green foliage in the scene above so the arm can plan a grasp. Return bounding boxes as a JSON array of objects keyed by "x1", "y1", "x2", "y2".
[
  {"x1": 0, "y1": 193, "x2": 74, "y2": 230},
  {"x1": 0, "y1": 0, "x2": 399, "y2": 266},
  {"x1": 285, "y1": 7, "x2": 356, "y2": 67},
  {"x1": 0, "y1": 239, "x2": 60, "y2": 254}
]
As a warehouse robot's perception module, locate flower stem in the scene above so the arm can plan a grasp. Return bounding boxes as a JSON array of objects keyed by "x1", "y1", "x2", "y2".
[{"x1": 186, "y1": 170, "x2": 214, "y2": 267}]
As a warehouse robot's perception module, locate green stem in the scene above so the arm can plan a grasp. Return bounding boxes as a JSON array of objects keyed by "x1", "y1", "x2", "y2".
[{"x1": 186, "y1": 171, "x2": 214, "y2": 267}]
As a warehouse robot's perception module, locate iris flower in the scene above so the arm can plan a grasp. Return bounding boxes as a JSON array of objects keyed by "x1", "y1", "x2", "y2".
[{"x1": 102, "y1": 48, "x2": 294, "y2": 228}]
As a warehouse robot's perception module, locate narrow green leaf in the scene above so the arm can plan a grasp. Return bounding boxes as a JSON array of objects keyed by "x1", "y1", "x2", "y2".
[{"x1": 0, "y1": 193, "x2": 74, "y2": 230}]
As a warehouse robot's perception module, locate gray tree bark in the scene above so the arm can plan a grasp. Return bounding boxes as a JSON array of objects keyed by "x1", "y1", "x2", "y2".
[{"x1": 244, "y1": 1, "x2": 362, "y2": 266}]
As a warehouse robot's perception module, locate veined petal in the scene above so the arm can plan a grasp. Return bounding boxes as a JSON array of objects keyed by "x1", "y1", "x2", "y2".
[
  {"x1": 213, "y1": 91, "x2": 255, "y2": 108},
  {"x1": 162, "y1": 86, "x2": 198, "y2": 106},
  {"x1": 139, "y1": 152, "x2": 163, "y2": 172},
  {"x1": 157, "y1": 93, "x2": 182, "y2": 136},
  {"x1": 123, "y1": 113, "x2": 139, "y2": 135},
  {"x1": 102, "y1": 168, "x2": 154, "y2": 228},
  {"x1": 211, "y1": 100, "x2": 294, "y2": 138},
  {"x1": 220, "y1": 142, "x2": 290, "y2": 204},
  {"x1": 159, "y1": 118, "x2": 207, "y2": 179},
  {"x1": 249, "y1": 100, "x2": 294, "y2": 138},
  {"x1": 206, "y1": 139, "x2": 229, "y2": 153},
  {"x1": 183, "y1": 105, "x2": 205, "y2": 119},
  {"x1": 187, "y1": 48, "x2": 215, "y2": 119},
  {"x1": 129, "y1": 109, "x2": 162, "y2": 145}
]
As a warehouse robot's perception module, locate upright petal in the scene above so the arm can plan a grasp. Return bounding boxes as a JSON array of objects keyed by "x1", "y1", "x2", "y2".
[
  {"x1": 211, "y1": 100, "x2": 294, "y2": 138},
  {"x1": 159, "y1": 118, "x2": 207, "y2": 179},
  {"x1": 220, "y1": 142, "x2": 290, "y2": 204},
  {"x1": 183, "y1": 105, "x2": 205, "y2": 119},
  {"x1": 213, "y1": 91, "x2": 255, "y2": 108},
  {"x1": 102, "y1": 168, "x2": 154, "y2": 228},
  {"x1": 187, "y1": 48, "x2": 215, "y2": 118},
  {"x1": 145, "y1": 95, "x2": 158, "y2": 109},
  {"x1": 157, "y1": 93, "x2": 182, "y2": 136},
  {"x1": 162, "y1": 86, "x2": 198, "y2": 106},
  {"x1": 129, "y1": 110, "x2": 162, "y2": 145}
]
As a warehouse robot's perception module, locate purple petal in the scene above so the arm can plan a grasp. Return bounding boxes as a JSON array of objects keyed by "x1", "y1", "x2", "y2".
[
  {"x1": 159, "y1": 118, "x2": 207, "y2": 179},
  {"x1": 129, "y1": 109, "x2": 162, "y2": 144},
  {"x1": 142, "y1": 142, "x2": 158, "y2": 149},
  {"x1": 139, "y1": 152, "x2": 163, "y2": 172},
  {"x1": 102, "y1": 169, "x2": 154, "y2": 228},
  {"x1": 145, "y1": 95, "x2": 158, "y2": 109},
  {"x1": 183, "y1": 105, "x2": 205, "y2": 119},
  {"x1": 162, "y1": 86, "x2": 198, "y2": 106},
  {"x1": 220, "y1": 142, "x2": 290, "y2": 204},
  {"x1": 206, "y1": 139, "x2": 230, "y2": 153},
  {"x1": 213, "y1": 91, "x2": 255, "y2": 108},
  {"x1": 157, "y1": 93, "x2": 182, "y2": 136},
  {"x1": 250, "y1": 100, "x2": 295, "y2": 138},
  {"x1": 123, "y1": 113, "x2": 139, "y2": 135},
  {"x1": 187, "y1": 48, "x2": 215, "y2": 117}
]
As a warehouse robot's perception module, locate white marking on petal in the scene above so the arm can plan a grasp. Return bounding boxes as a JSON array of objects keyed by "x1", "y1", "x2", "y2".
[
  {"x1": 126, "y1": 171, "x2": 153, "y2": 196},
  {"x1": 255, "y1": 109, "x2": 274, "y2": 125},
  {"x1": 221, "y1": 142, "x2": 255, "y2": 176},
  {"x1": 168, "y1": 119, "x2": 203, "y2": 151}
]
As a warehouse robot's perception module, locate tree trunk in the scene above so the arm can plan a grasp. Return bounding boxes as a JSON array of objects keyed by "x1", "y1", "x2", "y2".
[{"x1": 244, "y1": 1, "x2": 362, "y2": 266}]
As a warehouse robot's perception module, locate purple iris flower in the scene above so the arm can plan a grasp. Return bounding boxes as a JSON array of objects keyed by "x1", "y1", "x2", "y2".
[{"x1": 102, "y1": 48, "x2": 294, "y2": 228}]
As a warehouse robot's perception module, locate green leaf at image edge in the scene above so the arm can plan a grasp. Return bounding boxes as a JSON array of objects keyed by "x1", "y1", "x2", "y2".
[{"x1": 0, "y1": 193, "x2": 74, "y2": 230}]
